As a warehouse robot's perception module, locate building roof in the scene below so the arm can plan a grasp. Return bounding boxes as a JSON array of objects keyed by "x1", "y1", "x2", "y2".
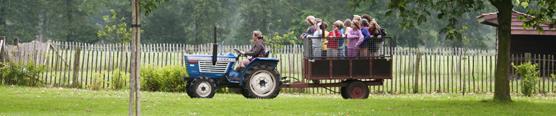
[{"x1": 477, "y1": 11, "x2": 556, "y2": 36}]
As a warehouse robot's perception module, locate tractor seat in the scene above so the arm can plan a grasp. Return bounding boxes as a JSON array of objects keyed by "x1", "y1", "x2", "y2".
[{"x1": 261, "y1": 50, "x2": 270, "y2": 57}]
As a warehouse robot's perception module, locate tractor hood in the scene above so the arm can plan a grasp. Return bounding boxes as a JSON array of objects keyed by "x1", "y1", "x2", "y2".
[
  {"x1": 184, "y1": 53, "x2": 237, "y2": 62},
  {"x1": 183, "y1": 53, "x2": 237, "y2": 79}
]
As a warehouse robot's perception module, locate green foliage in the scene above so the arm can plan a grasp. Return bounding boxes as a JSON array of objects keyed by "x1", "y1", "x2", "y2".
[
  {"x1": 140, "y1": 65, "x2": 186, "y2": 92},
  {"x1": 514, "y1": 0, "x2": 556, "y2": 32},
  {"x1": 110, "y1": 69, "x2": 129, "y2": 90},
  {"x1": 349, "y1": 0, "x2": 496, "y2": 48},
  {"x1": 266, "y1": 32, "x2": 301, "y2": 48},
  {"x1": 2, "y1": 0, "x2": 502, "y2": 48},
  {"x1": 141, "y1": 66, "x2": 159, "y2": 91},
  {"x1": 0, "y1": 62, "x2": 45, "y2": 86},
  {"x1": 512, "y1": 62, "x2": 540, "y2": 97},
  {"x1": 89, "y1": 72, "x2": 106, "y2": 90},
  {"x1": 97, "y1": 9, "x2": 132, "y2": 43},
  {"x1": 141, "y1": 0, "x2": 168, "y2": 15},
  {"x1": 87, "y1": 69, "x2": 129, "y2": 90},
  {"x1": 142, "y1": 0, "x2": 236, "y2": 44},
  {"x1": 1, "y1": 0, "x2": 98, "y2": 42},
  {"x1": 157, "y1": 65, "x2": 187, "y2": 92}
]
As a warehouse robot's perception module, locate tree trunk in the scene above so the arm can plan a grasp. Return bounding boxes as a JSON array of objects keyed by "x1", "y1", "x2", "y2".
[
  {"x1": 65, "y1": 0, "x2": 73, "y2": 41},
  {"x1": 491, "y1": 0, "x2": 512, "y2": 102},
  {"x1": 130, "y1": 0, "x2": 141, "y2": 115}
]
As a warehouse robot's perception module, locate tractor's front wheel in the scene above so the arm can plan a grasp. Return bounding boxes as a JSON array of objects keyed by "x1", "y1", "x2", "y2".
[
  {"x1": 242, "y1": 65, "x2": 281, "y2": 99},
  {"x1": 186, "y1": 78, "x2": 217, "y2": 98}
]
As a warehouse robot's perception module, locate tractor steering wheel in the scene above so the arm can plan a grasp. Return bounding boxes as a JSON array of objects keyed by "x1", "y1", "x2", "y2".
[
  {"x1": 233, "y1": 48, "x2": 244, "y2": 61},
  {"x1": 234, "y1": 49, "x2": 244, "y2": 55}
]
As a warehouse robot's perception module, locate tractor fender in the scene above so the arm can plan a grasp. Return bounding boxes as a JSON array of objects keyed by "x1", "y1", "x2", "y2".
[{"x1": 244, "y1": 58, "x2": 279, "y2": 69}]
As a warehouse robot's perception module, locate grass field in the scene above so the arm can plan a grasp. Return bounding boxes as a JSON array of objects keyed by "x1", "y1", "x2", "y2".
[{"x1": 1, "y1": 86, "x2": 556, "y2": 116}]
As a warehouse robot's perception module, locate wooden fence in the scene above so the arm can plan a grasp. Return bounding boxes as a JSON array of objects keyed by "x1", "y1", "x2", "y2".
[{"x1": 2, "y1": 41, "x2": 555, "y2": 95}]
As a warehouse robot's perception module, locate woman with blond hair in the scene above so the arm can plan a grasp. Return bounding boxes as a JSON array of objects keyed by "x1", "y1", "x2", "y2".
[
  {"x1": 238, "y1": 31, "x2": 266, "y2": 69},
  {"x1": 299, "y1": 16, "x2": 317, "y2": 39},
  {"x1": 369, "y1": 20, "x2": 385, "y2": 55},
  {"x1": 346, "y1": 20, "x2": 364, "y2": 57}
]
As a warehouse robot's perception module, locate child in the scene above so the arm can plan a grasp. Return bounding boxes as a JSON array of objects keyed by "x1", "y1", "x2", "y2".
[
  {"x1": 327, "y1": 21, "x2": 342, "y2": 57},
  {"x1": 320, "y1": 22, "x2": 329, "y2": 55},
  {"x1": 359, "y1": 19, "x2": 372, "y2": 57},
  {"x1": 341, "y1": 19, "x2": 352, "y2": 57}
]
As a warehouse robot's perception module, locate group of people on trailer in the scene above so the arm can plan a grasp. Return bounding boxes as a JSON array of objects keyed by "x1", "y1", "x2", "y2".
[
  {"x1": 299, "y1": 14, "x2": 387, "y2": 58},
  {"x1": 237, "y1": 14, "x2": 387, "y2": 69}
]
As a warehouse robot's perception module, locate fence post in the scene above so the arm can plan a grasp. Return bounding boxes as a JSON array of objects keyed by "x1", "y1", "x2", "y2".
[
  {"x1": 414, "y1": 49, "x2": 422, "y2": 93},
  {"x1": 524, "y1": 53, "x2": 531, "y2": 61},
  {"x1": 72, "y1": 48, "x2": 82, "y2": 88},
  {"x1": 0, "y1": 36, "x2": 4, "y2": 62}
]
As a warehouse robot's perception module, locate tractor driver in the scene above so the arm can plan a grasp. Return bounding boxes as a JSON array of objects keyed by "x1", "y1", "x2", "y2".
[{"x1": 237, "y1": 31, "x2": 266, "y2": 70}]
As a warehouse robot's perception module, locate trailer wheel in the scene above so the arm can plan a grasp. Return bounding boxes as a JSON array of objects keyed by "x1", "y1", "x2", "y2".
[
  {"x1": 242, "y1": 65, "x2": 281, "y2": 99},
  {"x1": 186, "y1": 78, "x2": 217, "y2": 98},
  {"x1": 341, "y1": 81, "x2": 369, "y2": 99},
  {"x1": 340, "y1": 86, "x2": 348, "y2": 99}
]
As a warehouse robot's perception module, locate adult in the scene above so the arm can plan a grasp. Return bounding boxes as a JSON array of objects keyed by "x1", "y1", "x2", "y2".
[
  {"x1": 299, "y1": 16, "x2": 317, "y2": 39},
  {"x1": 347, "y1": 20, "x2": 364, "y2": 57},
  {"x1": 369, "y1": 20, "x2": 385, "y2": 55},
  {"x1": 238, "y1": 31, "x2": 266, "y2": 69}
]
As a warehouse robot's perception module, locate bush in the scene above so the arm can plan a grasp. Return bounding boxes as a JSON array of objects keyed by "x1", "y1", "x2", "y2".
[
  {"x1": 140, "y1": 65, "x2": 186, "y2": 92},
  {"x1": 512, "y1": 62, "x2": 540, "y2": 97},
  {"x1": 0, "y1": 62, "x2": 45, "y2": 86},
  {"x1": 157, "y1": 65, "x2": 187, "y2": 92},
  {"x1": 141, "y1": 66, "x2": 160, "y2": 91},
  {"x1": 88, "y1": 72, "x2": 106, "y2": 90},
  {"x1": 111, "y1": 69, "x2": 129, "y2": 90}
]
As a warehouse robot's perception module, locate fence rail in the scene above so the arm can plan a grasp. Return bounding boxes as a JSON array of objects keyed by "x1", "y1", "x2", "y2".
[{"x1": 2, "y1": 41, "x2": 555, "y2": 95}]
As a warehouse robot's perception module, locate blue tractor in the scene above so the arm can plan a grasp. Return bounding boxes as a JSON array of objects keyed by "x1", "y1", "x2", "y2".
[{"x1": 183, "y1": 28, "x2": 281, "y2": 99}]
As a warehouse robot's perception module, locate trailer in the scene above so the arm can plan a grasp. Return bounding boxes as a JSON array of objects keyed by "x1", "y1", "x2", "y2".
[
  {"x1": 282, "y1": 37, "x2": 393, "y2": 99},
  {"x1": 181, "y1": 27, "x2": 392, "y2": 99}
]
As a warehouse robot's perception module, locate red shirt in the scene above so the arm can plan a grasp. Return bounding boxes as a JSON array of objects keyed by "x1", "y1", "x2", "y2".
[{"x1": 327, "y1": 29, "x2": 341, "y2": 48}]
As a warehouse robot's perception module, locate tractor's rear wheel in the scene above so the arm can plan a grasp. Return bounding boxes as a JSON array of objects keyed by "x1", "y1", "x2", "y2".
[
  {"x1": 186, "y1": 78, "x2": 217, "y2": 98},
  {"x1": 341, "y1": 80, "x2": 369, "y2": 99},
  {"x1": 242, "y1": 65, "x2": 281, "y2": 99}
]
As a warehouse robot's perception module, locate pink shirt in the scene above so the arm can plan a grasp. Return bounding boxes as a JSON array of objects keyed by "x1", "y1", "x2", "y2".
[{"x1": 346, "y1": 28, "x2": 364, "y2": 49}]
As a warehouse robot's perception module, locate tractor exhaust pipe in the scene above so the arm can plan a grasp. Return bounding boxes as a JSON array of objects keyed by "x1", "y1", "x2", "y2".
[{"x1": 212, "y1": 25, "x2": 218, "y2": 65}]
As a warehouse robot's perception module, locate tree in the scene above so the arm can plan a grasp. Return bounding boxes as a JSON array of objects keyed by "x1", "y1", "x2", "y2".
[
  {"x1": 129, "y1": 0, "x2": 167, "y2": 115},
  {"x1": 97, "y1": 9, "x2": 132, "y2": 43},
  {"x1": 349, "y1": 0, "x2": 556, "y2": 102}
]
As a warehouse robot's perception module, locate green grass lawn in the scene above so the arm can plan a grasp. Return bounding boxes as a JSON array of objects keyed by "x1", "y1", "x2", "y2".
[{"x1": 1, "y1": 86, "x2": 556, "y2": 116}]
